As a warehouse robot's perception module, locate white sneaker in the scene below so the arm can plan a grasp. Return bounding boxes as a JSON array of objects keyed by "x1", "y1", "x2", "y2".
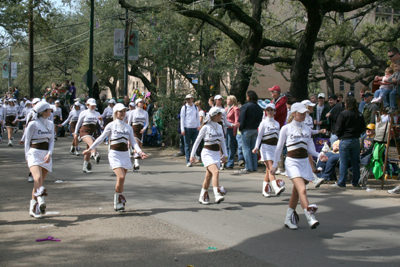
[
  {"x1": 75, "y1": 149, "x2": 80, "y2": 156},
  {"x1": 94, "y1": 153, "x2": 101, "y2": 164},
  {"x1": 29, "y1": 199, "x2": 42, "y2": 219},
  {"x1": 388, "y1": 186, "x2": 400, "y2": 194},
  {"x1": 271, "y1": 180, "x2": 285, "y2": 196},
  {"x1": 371, "y1": 97, "x2": 382, "y2": 103},
  {"x1": 281, "y1": 171, "x2": 287, "y2": 176},
  {"x1": 37, "y1": 196, "x2": 46, "y2": 214},
  {"x1": 114, "y1": 193, "x2": 126, "y2": 211},
  {"x1": 213, "y1": 186, "x2": 226, "y2": 204},
  {"x1": 304, "y1": 205, "x2": 319, "y2": 229},
  {"x1": 186, "y1": 162, "x2": 192, "y2": 167},
  {"x1": 240, "y1": 168, "x2": 249, "y2": 174},
  {"x1": 8, "y1": 140, "x2": 12, "y2": 147},
  {"x1": 70, "y1": 146, "x2": 75, "y2": 154},
  {"x1": 275, "y1": 169, "x2": 282, "y2": 175},
  {"x1": 220, "y1": 163, "x2": 225, "y2": 170},
  {"x1": 313, "y1": 177, "x2": 325, "y2": 188},
  {"x1": 105, "y1": 141, "x2": 109, "y2": 145},
  {"x1": 199, "y1": 188, "x2": 210, "y2": 205},
  {"x1": 262, "y1": 181, "x2": 270, "y2": 197},
  {"x1": 28, "y1": 172, "x2": 33, "y2": 183},
  {"x1": 83, "y1": 161, "x2": 92, "y2": 173}
]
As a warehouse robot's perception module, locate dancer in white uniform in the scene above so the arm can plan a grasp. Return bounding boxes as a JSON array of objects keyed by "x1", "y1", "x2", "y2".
[
  {"x1": 301, "y1": 100, "x2": 327, "y2": 188},
  {"x1": 190, "y1": 107, "x2": 228, "y2": 205},
  {"x1": 2, "y1": 99, "x2": 18, "y2": 146},
  {"x1": 52, "y1": 100, "x2": 62, "y2": 140},
  {"x1": 59, "y1": 102, "x2": 82, "y2": 155},
  {"x1": 75, "y1": 98, "x2": 103, "y2": 173},
  {"x1": 83, "y1": 104, "x2": 148, "y2": 211},
  {"x1": 17, "y1": 100, "x2": 32, "y2": 133},
  {"x1": 24, "y1": 102, "x2": 54, "y2": 218},
  {"x1": 271, "y1": 103, "x2": 328, "y2": 230},
  {"x1": 252, "y1": 103, "x2": 285, "y2": 197},
  {"x1": 127, "y1": 98, "x2": 148, "y2": 171}
]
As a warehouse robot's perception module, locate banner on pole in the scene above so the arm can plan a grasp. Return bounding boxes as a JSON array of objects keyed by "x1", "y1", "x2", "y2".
[
  {"x1": 2, "y1": 62, "x2": 17, "y2": 78},
  {"x1": 114, "y1": 29, "x2": 139, "y2": 60}
]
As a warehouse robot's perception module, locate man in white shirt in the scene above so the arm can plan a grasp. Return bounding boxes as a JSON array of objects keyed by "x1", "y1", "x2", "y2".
[{"x1": 180, "y1": 94, "x2": 200, "y2": 167}]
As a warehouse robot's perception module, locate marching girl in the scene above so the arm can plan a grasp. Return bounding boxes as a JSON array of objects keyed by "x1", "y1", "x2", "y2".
[
  {"x1": 101, "y1": 99, "x2": 116, "y2": 145},
  {"x1": 17, "y1": 100, "x2": 32, "y2": 133},
  {"x1": 74, "y1": 98, "x2": 103, "y2": 173},
  {"x1": 301, "y1": 100, "x2": 327, "y2": 188},
  {"x1": 59, "y1": 102, "x2": 81, "y2": 155},
  {"x1": 252, "y1": 103, "x2": 285, "y2": 197},
  {"x1": 271, "y1": 103, "x2": 328, "y2": 230},
  {"x1": 127, "y1": 98, "x2": 148, "y2": 171},
  {"x1": 82, "y1": 103, "x2": 148, "y2": 211},
  {"x1": 24, "y1": 102, "x2": 54, "y2": 218},
  {"x1": 190, "y1": 107, "x2": 228, "y2": 205},
  {"x1": 52, "y1": 100, "x2": 63, "y2": 141},
  {"x1": 2, "y1": 99, "x2": 18, "y2": 147}
]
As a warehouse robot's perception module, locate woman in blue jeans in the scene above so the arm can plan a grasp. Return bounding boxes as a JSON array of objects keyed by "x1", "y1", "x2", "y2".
[{"x1": 334, "y1": 96, "x2": 366, "y2": 187}]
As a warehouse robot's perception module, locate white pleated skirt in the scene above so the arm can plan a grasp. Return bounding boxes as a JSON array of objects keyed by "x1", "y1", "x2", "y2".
[
  {"x1": 201, "y1": 148, "x2": 221, "y2": 169},
  {"x1": 108, "y1": 149, "x2": 133, "y2": 170},
  {"x1": 285, "y1": 157, "x2": 313, "y2": 181},
  {"x1": 260, "y1": 144, "x2": 276, "y2": 161},
  {"x1": 27, "y1": 148, "x2": 52, "y2": 172}
]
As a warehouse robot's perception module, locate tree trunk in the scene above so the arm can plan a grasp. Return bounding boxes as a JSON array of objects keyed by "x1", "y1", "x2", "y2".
[
  {"x1": 316, "y1": 51, "x2": 335, "y2": 95},
  {"x1": 290, "y1": 10, "x2": 324, "y2": 101}
]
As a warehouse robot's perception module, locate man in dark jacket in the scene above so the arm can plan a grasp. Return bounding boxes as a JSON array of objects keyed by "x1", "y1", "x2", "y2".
[
  {"x1": 362, "y1": 92, "x2": 379, "y2": 124},
  {"x1": 326, "y1": 94, "x2": 344, "y2": 144},
  {"x1": 312, "y1": 93, "x2": 329, "y2": 138},
  {"x1": 239, "y1": 90, "x2": 263, "y2": 172}
]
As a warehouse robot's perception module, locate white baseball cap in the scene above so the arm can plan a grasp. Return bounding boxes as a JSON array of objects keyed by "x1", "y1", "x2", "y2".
[
  {"x1": 109, "y1": 99, "x2": 116, "y2": 104},
  {"x1": 208, "y1": 107, "x2": 222, "y2": 117},
  {"x1": 214, "y1": 95, "x2": 222, "y2": 100},
  {"x1": 265, "y1": 103, "x2": 276, "y2": 110},
  {"x1": 32, "y1": 98, "x2": 41, "y2": 104},
  {"x1": 135, "y1": 98, "x2": 144, "y2": 104},
  {"x1": 185, "y1": 94, "x2": 194, "y2": 99},
  {"x1": 291, "y1": 103, "x2": 309, "y2": 114},
  {"x1": 34, "y1": 102, "x2": 51, "y2": 114},
  {"x1": 301, "y1": 100, "x2": 316, "y2": 107},
  {"x1": 113, "y1": 103, "x2": 126, "y2": 113},
  {"x1": 55, "y1": 100, "x2": 60, "y2": 104},
  {"x1": 74, "y1": 101, "x2": 80, "y2": 106},
  {"x1": 129, "y1": 102, "x2": 135, "y2": 107},
  {"x1": 318, "y1": 93, "x2": 325, "y2": 99},
  {"x1": 87, "y1": 98, "x2": 97, "y2": 106},
  {"x1": 25, "y1": 100, "x2": 32, "y2": 105}
]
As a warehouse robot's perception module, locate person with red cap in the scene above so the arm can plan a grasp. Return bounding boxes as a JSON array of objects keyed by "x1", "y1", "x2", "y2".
[{"x1": 269, "y1": 85, "x2": 287, "y2": 128}]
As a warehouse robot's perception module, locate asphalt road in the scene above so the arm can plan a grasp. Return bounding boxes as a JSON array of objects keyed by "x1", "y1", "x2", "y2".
[{"x1": 1, "y1": 132, "x2": 400, "y2": 267}]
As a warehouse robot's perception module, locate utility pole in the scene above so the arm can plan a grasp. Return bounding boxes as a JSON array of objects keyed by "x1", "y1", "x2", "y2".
[
  {"x1": 87, "y1": 0, "x2": 94, "y2": 98},
  {"x1": 8, "y1": 46, "x2": 11, "y2": 89},
  {"x1": 198, "y1": 28, "x2": 203, "y2": 96},
  {"x1": 124, "y1": 9, "x2": 128, "y2": 96},
  {"x1": 28, "y1": 0, "x2": 34, "y2": 98}
]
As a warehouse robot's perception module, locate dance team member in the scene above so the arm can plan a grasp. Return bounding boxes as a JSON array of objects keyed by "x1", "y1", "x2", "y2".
[
  {"x1": 82, "y1": 103, "x2": 148, "y2": 211},
  {"x1": 271, "y1": 103, "x2": 328, "y2": 230},
  {"x1": 101, "y1": 99, "x2": 116, "y2": 145},
  {"x1": 127, "y1": 98, "x2": 148, "y2": 171},
  {"x1": 252, "y1": 103, "x2": 285, "y2": 197},
  {"x1": 75, "y1": 98, "x2": 103, "y2": 173},
  {"x1": 24, "y1": 102, "x2": 54, "y2": 218},
  {"x1": 59, "y1": 102, "x2": 82, "y2": 155},
  {"x1": 17, "y1": 100, "x2": 32, "y2": 133},
  {"x1": 190, "y1": 107, "x2": 228, "y2": 205},
  {"x1": 2, "y1": 99, "x2": 18, "y2": 146},
  {"x1": 53, "y1": 100, "x2": 63, "y2": 141}
]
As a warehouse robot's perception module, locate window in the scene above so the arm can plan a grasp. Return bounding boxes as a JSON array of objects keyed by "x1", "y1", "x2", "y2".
[
  {"x1": 350, "y1": 83, "x2": 355, "y2": 91},
  {"x1": 339, "y1": 81, "x2": 345, "y2": 91},
  {"x1": 375, "y1": 7, "x2": 400, "y2": 23}
]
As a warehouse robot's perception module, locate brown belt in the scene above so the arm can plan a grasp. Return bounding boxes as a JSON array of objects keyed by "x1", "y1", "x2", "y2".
[
  {"x1": 204, "y1": 144, "x2": 220, "y2": 151},
  {"x1": 287, "y1": 148, "x2": 308, "y2": 159},
  {"x1": 261, "y1": 137, "x2": 278, "y2": 145},
  {"x1": 110, "y1": 143, "x2": 128, "y2": 151},
  {"x1": 31, "y1": 142, "x2": 49, "y2": 150}
]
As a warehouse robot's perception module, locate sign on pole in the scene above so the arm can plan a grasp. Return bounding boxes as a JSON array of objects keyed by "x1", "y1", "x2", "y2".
[
  {"x1": 114, "y1": 29, "x2": 139, "y2": 60},
  {"x1": 2, "y1": 62, "x2": 17, "y2": 79}
]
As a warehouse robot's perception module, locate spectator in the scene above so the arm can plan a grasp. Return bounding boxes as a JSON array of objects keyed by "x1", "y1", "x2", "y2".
[
  {"x1": 388, "y1": 47, "x2": 400, "y2": 69},
  {"x1": 180, "y1": 94, "x2": 200, "y2": 167},
  {"x1": 174, "y1": 100, "x2": 186, "y2": 157},
  {"x1": 239, "y1": 91, "x2": 263, "y2": 172},
  {"x1": 312, "y1": 93, "x2": 329, "y2": 138},
  {"x1": 69, "y1": 81, "x2": 76, "y2": 105},
  {"x1": 147, "y1": 98, "x2": 154, "y2": 127},
  {"x1": 386, "y1": 59, "x2": 400, "y2": 113},
  {"x1": 372, "y1": 68, "x2": 394, "y2": 107},
  {"x1": 270, "y1": 85, "x2": 287, "y2": 128},
  {"x1": 225, "y1": 95, "x2": 240, "y2": 169},
  {"x1": 362, "y1": 92, "x2": 379, "y2": 124},
  {"x1": 309, "y1": 94, "x2": 317, "y2": 104},
  {"x1": 123, "y1": 95, "x2": 130, "y2": 107},
  {"x1": 336, "y1": 93, "x2": 344, "y2": 108},
  {"x1": 333, "y1": 96, "x2": 366, "y2": 188},
  {"x1": 358, "y1": 86, "x2": 369, "y2": 113},
  {"x1": 236, "y1": 102, "x2": 245, "y2": 167},
  {"x1": 208, "y1": 96, "x2": 214, "y2": 109},
  {"x1": 13, "y1": 86, "x2": 19, "y2": 101},
  {"x1": 326, "y1": 94, "x2": 344, "y2": 145},
  {"x1": 360, "y1": 124, "x2": 375, "y2": 157},
  {"x1": 316, "y1": 140, "x2": 340, "y2": 181}
]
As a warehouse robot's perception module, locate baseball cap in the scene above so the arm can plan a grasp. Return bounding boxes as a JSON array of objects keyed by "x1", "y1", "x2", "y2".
[
  {"x1": 87, "y1": 98, "x2": 97, "y2": 106},
  {"x1": 268, "y1": 85, "x2": 281, "y2": 91},
  {"x1": 108, "y1": 99, "x2": 116, "y2": 104},
  {"x1": 55, "y1": 100, "x2": 60, "y2": 104},
  {"x1": 74, "y1": 101, "x2": 80, "y2": 106},
  {"x1": 113, "y1": 103, "x2": 126, "y2": 113},
  {"x1": 291, "y1": 103, "x2": 309, "y2": 113},
  {"x1": 265, "y1": 103, "x2": 276, "y2": 110},
  {"x1": 364, "y1": 92, "x2": 373, "y2": 98},
  {"x1": 366, "y1": 123, "x2": 375, "y2": 130},
  {"x1": 301, "y1": 100, "x2": 316, "y2": 107},
  {"x1": 318, "y1": 93, "x2": 325, "y2": 99},
  {"x1": 129, "y1": 102, "x2": 135, "y2": 107},
  {"x1": 135, "y1": 98, "x2": 144, "y2": 104},
  {"x1": 328, "y1": 94, "x2": 338, "y2": 100},
  {"x1": 208, "y1": 107, "x2": 222, "y2": 117},
  {"x1": 347, "y1": 92, "x2": 355, "y2": 97},
  {"x1": 32, "y1": 98, "x2": 41, "y2": 104},
  {"x1": 214, "y1": 95, "x2": 222, "y2": 100},
  {"x1": 186, "y1": 94, "x2": 194, "y2": 99},
  {"x1": 34, "y1": 102, "x2": 50, "y2": 113}
]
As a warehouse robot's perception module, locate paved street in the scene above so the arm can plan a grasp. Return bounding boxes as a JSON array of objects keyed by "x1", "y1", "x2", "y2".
[{"x1": 1, "y1": 132, "x2": 400, "y2": 267}]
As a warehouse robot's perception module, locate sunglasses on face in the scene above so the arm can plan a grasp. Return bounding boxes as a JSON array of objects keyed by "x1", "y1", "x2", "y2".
[{"x1": 389, "y1": 54, "x2": 396, "y2": 58}]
